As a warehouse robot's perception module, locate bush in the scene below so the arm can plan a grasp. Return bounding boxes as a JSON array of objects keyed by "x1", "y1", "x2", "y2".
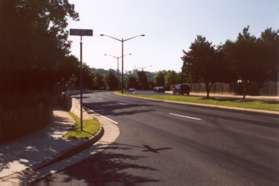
[
  {"x1": 0, "y1": 93, "x2": 52, "y2": 143},
  {"x1": 56, "y1": 93, "x2": 72, "y2": 111}
]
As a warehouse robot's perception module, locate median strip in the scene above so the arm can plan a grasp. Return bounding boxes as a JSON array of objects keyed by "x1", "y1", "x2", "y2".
[
  {"x1": 169, "y1": 113, "x2": 202, "y2": 121},
  {"x1": 115, "y1": 92, "x2": 279, "y2": 115}
]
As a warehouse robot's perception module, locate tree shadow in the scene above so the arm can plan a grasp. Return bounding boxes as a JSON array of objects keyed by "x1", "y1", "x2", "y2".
[
  {"x1": 84, "y1": 101, "x2": 155, "y2": 116},
  {"x1": 261, "y1": 100, "x2": 279, "y2": 104},
  {"x1": 200, "y1": 97, "x2": 255, "y2": 102},
  {"x1": 142, "y1": 145, "x2": 172, "y2": 153},
  {"x1": 200, "y1": 96, "x2": 279, "y2": 104},
  {"x1": 33, "y1": 143, "x2": 161, "y2": 185}
]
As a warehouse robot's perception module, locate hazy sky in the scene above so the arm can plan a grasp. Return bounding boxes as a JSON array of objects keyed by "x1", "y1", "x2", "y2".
[{"x1": 68, "y1": 0, "x2": 278, "y2": 72}]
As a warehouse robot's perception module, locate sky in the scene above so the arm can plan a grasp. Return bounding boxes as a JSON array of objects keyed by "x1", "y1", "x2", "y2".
[{"x1": 68, "y1": 0, "x2": 279, "y2": 72}]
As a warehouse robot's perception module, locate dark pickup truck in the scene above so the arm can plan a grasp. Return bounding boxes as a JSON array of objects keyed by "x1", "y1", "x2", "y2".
[{"x1": 172, "y1": 84, "x2": 191, "y2": 95}]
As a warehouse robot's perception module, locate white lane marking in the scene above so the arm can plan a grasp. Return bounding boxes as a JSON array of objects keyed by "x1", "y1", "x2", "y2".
[
  {"x1": 119, "y1": 102, "x2": 127, "y2": 105},
  {"x1": 87, "y1": 108, "x2": 119, "y2": 125},
  {"x1": 100, "y1": 115, "x2": 119, "y2": 125},
  {"x1": 169, "y1": 113, "x2": 202, "y2": 121},
  {"x1": 119, "y1": 101, "x2": 137, "y2": 105}
]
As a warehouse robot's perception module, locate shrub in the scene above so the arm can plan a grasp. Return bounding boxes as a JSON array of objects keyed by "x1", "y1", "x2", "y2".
[{"x1": 0, "y1": 93, "x2": 52, "y2": 142}]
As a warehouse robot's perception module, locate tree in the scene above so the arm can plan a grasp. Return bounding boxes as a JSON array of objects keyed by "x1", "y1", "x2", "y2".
[
  {"x1": 155, "y1": 71, "x2": 166, "y2": 87},
  {"x1": 259, "y1": 28, "x2": 279, "y2": 82},
  {"x1": 0, "y1": 0, "x2": 79, "y2": 140},
  {"x1": 181, "y1": 57, "x2": 192, "y2": 83},
  {"x1": 82, "y1": 65, "x2": 95, "y2": 90},
  {"x1": 137, "y1": 71, "x2": 148, "y2": 90},
  {"x1": 56, "y1": 55, "x2": 80, "y2": 92},
  {"x1": 165, "y1": 71, "x2": 178, "y2": 90},
  {"x1": 215, "y1": 45, "x2": 236, "y2": 84},
  {"x1": 105, "y1": 70, "x2": 120, "y2": 90},
  {"x1": 94, "y1": 73, "x2": 105, "y2": 90},
  {"x1": 181, "y1": 36, "x2": 221, "y2": 98},
  {"x1": 127, "y1": 76, "x2": 138, "y2": 89},
  {"x1": 57, "y1": 56, "x2": 97, "y2": 91},
  {"x1": 0, "y1": 0, "x2": 78, "y2": 96},
  {"x1": 223, "y1": 26, "x2": 269, "y2": 99}
]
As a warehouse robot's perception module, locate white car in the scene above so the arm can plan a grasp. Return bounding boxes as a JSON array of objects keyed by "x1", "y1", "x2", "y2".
[{"x1": 128, "y1": 88, "x2": 136, "y2": 93}]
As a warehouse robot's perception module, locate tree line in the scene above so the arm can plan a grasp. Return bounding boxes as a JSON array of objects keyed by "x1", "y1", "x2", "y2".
[
  {"x1": 0, "y1": 0, "x2": 79, "y2": 141},
  {"x1": 181, "y1": 26, "x2": 279, "y2": 98},
  {"x1": 78, "y1": 68, "x2": 182, "y2": 91},
  {"x1": 126, "y1": 70, "x2": 181, "y2": 90}
]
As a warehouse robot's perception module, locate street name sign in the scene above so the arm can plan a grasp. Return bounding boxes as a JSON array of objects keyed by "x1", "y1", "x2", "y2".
[{"x1": 70, "y1": 29, "x2": 93, "y2": 36}]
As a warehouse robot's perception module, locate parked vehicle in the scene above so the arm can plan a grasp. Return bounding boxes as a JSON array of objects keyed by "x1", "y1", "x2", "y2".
[
  {"x1": 128, "y1": 88, "x2": 136, "y2": 93},
  {"x1": 153, "y1": 86, "x2": 165, "y2": 93},
  {"x1": 172, "y1": 84, "x2": 191, "y2": 95}
]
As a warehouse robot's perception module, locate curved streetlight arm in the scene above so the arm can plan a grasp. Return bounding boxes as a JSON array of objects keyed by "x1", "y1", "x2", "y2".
[
  {"x1": 104, "y1": 53, "x2": 118, "y2": 59},
  {"x1": 124, "y1": 34, "x2": 145, "y2": 42},
  {"x1": 100, "y1": 34, "x2": 122, "y2": 42},
  {"x1": 104, "y1": 53, "x2": 132, "y2": 59},
  {"x1": 123, "y1": 53, "x2": 132, "y2": 57}
]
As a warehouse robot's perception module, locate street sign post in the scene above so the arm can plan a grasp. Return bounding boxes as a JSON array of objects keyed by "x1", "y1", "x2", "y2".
[{"x1": 70, "y1": 28, "x2": 93, "y2": 131}]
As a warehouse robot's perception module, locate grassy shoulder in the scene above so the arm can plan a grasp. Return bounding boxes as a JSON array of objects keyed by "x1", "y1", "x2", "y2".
[
  {"x1": 63, "y1": 112, "x2": 101, "y2": 140},
  {"x1": 115, "y1": 92, "x2": 279, "y2": 113}
]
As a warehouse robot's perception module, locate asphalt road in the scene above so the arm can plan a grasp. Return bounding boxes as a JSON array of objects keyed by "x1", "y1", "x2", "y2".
[{"x1": 35, "y1": 92, "x2": 279, "y2": 186}]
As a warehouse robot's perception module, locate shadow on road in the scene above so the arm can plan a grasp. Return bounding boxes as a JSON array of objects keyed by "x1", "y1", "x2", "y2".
[
  {"x1": 34, "y1": 143, "x2": 161, "y2": 185},
  {"x1": 200, "y1": 96, "x2": 279, "y2": 104},
  {"x1": 84, "y1": 101, "x2": 155, "y2": 116},
  {"x1": 142, "y1": 145, "x2": 172, "y2": 153}
]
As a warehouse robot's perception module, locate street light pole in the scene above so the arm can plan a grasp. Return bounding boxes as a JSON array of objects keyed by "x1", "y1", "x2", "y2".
[
  {"x1": 116, "y1": 57, "x2": 120, "y2": 74},
  {"x1": 104, "y1": 53, "x2": 132, "y2": 87},
  {"x1": 100, "y1": 33, "x2": 145, "y2": 94},
  {"x1": 80, "y1": 36, "x2": 83, "y2": 131},
  {"x1": 121, "y1": 39, "x2": 124, "y2": 94}
]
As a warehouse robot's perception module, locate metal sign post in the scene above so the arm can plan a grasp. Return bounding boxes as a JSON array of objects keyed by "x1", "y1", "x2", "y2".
[{"x1": 70, "y1": 29, "x2": 93, "y2": 131}]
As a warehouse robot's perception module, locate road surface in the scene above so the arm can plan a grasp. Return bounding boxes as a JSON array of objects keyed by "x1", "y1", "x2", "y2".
[{"x1": 35, "y1": 91, "x2": 279, "y2": 186}]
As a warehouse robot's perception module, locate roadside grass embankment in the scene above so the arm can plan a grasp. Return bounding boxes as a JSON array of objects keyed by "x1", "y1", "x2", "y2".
[
  {"x1": 116, "y1": 92, "x2": 279, "y2": 113},
  {"x1": 63, "y1": 112, "x2": 101, "y2": 140}
]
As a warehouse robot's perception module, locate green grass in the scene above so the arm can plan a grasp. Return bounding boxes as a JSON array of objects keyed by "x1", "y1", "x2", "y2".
[
  {"x1": 63, "y1": 112, "x2": 101, "y2": 140},
  {"x1": 118, "y1": 92, "x2": 279, "y2": 112}
]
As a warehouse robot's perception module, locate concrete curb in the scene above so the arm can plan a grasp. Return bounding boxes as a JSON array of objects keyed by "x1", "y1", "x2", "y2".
[
  {"x1": 32, "y1": 125, "x2": 104, "y2": 171},
  {"x1": 26, "y1": 107, "x2": 121, "y2": 184},
  {"x1": 115, "y1": 92, "x2": 279, "y2": 116},
  {"x1": 29, "y1": 99, "x2": 105, "y2": 171}
]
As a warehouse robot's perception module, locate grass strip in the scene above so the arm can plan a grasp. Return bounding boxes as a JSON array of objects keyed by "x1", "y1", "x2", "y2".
[
  {"x1": 63, "y1": 112, "x2": 101, "y2": 140},
  {"x1": 116, "y1": 92, "x2": 279, "y2": 112}
]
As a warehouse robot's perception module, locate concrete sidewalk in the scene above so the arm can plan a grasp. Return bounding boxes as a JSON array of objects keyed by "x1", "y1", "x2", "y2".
[
  {"x1": 0, "y1": 109, "x2": 119, "y2": 185},
  {"x1": 0, "y1": 110, "x2": 82, "y2": 180}
]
